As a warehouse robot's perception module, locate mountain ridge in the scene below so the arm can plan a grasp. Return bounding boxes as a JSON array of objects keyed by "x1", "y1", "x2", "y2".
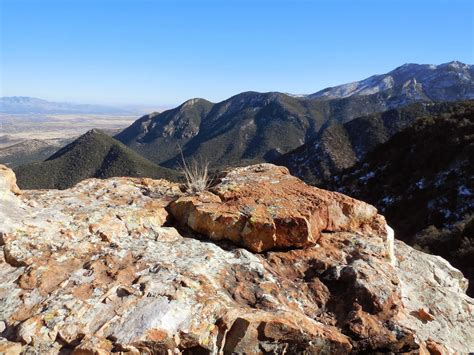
[
  {"x1": 14, "y1": 129, "x2": 179, "y2": 189},
  {"x1": 308, "y1": 61, "x2": 473, "y2": 100},
  {"x1": 324, "y1": 101, "x2": 474, "y2": 294},
  {"x1": 115, "y1": 61, "x2": 474, "y2": 169},
  {"x1": 277, "y1": 100, "x2": 474, "y2": 184}
]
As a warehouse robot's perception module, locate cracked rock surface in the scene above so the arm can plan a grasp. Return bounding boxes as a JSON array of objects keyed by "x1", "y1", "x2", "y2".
[{"x1": 0, "y1": 163, "x2": 472, "y2": 354}]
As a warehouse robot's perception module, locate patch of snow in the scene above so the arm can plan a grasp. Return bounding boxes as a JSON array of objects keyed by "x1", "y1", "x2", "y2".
[
  {"x1": 415, "y1": 178, "x2": 426, "y2": 189},
  {"x1": 441, "y1": 209, "x2": 452, "y2": 219},
  {"x1": 381, "y1": 196, "x2": 395, "y2": 206},
  {"x1": 434, "y1": 173, "x2": 447, "y2": 187},
  {"x1": 285, "y1": 93, "x2": 306, "y2": 98},
  {"x1": 359, "y1": 171, "x2": 375, "y2": 182},
  {"x1": 458, "y1": 185, "x2": 472, "y2": 197}
]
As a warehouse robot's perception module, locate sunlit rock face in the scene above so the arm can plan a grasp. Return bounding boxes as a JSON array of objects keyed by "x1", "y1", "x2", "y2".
[
  {"x1": 170, "y1": 164, "x2": 389, "y2": 254},
  {"x1": 0, "y1": 164, "x2": 472, "y2": 353}
]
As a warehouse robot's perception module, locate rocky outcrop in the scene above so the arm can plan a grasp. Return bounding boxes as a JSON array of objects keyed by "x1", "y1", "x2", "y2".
[
  {"x1": 170, "y1": 164, "x2": 389, "y2": 254},
  {"x1": 0, "y1": 164, "x2": 473, "y2": 353}
]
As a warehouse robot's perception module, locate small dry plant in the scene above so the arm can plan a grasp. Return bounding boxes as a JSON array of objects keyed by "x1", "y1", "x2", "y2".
[{"x1": 179, "y1": 148, "x2": 212, "y2": 194}]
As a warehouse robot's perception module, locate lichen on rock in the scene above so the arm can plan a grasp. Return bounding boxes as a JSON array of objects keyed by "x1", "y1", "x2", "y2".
[{"x1": 0, "y1": 163, "x2": 472, "y2": 353}]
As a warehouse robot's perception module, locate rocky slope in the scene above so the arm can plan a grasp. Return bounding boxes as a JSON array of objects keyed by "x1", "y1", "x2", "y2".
[
  {"x1": 116, "y1": 62, "x2": 473, "y2": 169},
  {"x1": 279, "y1": 100, "x2": 474, "y2": 184},
  {"x1": 115, "y1": 93, "x2": 328, "y2": 168},
  {"x1": 0, "y1": 135, "x2": 24, "y2": 149},
  {"x1": 14, "y1": 129, "x2": 179, "y2": 190},
  {"x1": 0, "y1": 163, "x2": 472, "y2": 353},
  {"x1": 325, "y1": 102, "x2": 474, "y2": 295},
  {"x1": 0, "y1": 138, "x2": 72, "y2": 168},
  {"x1": 309, "y1": 61, "x2": 474, "y2": 102}
]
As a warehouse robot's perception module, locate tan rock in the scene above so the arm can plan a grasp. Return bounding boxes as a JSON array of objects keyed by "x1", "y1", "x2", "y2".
[
  {"x1": 0, "y1": 164, "x2": 21, "y2": 195},
  {"x1": 72, "y1": 336, "x2": 113, "y2": 355},
  {"x1": 0, "y1": 339, "x2": 22, "y2": 355},
  {"x1": 0, "y1": 165, "x2": 25, "y2": 235},
  {"x1": 0, "y1": 164, "x2": 471, "y2": 353},
  {"x1": 170, "y1": 164, "x2": 388, "y2": 252},
  {"x1": 396, "y1": 240, "x2": 474, "y2": 352}
]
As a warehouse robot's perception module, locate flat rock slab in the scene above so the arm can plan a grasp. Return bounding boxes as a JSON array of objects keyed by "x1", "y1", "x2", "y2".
[{"x1": 170, "y1": 164, "x2": 388, "y2": 252}]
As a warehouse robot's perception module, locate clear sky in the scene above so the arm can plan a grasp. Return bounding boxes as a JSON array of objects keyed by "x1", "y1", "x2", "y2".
[{"x1": 1, "y1": 0, "x2": 473, "y2": 106}]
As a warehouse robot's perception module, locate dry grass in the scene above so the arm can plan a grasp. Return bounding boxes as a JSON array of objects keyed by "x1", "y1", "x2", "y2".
[{"x1": 179, "y1": 148, "x2": 212, "y2": 194}]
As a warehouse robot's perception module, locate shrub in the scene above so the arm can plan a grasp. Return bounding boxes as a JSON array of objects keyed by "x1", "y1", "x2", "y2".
[{"x1": 179, "y1": 148, "x2": 211, "y2": 194}]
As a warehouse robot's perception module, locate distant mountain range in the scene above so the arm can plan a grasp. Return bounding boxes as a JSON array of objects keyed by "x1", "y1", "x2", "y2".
[
  {"x1": 0, "y1": 96, "x2": 136, "y2": 115},
  {"x1": 11, "y1": 61, "x2": 474, "y2": 188},
  {"x1": 14, "y1": 129, "x2": 179, "y2": 189},
  {"x1": 115, "y1": 61, "x2": 474, "y2": 169}
]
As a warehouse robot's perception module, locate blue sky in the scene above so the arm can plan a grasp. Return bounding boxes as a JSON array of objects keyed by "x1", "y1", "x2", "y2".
[{"x1": 1, "y1": 0, "x2": 473, "y2": 106}]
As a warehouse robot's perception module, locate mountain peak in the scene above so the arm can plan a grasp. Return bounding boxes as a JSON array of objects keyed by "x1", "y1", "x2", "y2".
[
  {"x1": 440, "y1": 60, "x2": 470, "y2": 69},
  {"x1": 394, "y1": 61, "x2": 469, "y2": 71},
  {"x1": 14, "y1": 129, "x2": 179, "y2": 190},
  {"x1": 308, "y1": 60, "x2": 473, "y2": 100},
  {"x1": 84, "y1": 128, "x2": 106, "y2": 136},
  {"x1": 181, "y1": 98, "x2": 210, "y2": 107}
]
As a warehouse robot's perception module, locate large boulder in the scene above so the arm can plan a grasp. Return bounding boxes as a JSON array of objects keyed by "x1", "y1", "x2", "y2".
[
  {"x1": 0, "y1": 164, "x2": 24, "y2": 238},
  {"x1": 0, "y1": 164, "x2": 472, "y2": 353},
  {"x1": 170, "y1": 164, "x2": 390, "y2": 253},
  {"x1": 0, "y1": 164, "x2": 21, "y2": 195}
]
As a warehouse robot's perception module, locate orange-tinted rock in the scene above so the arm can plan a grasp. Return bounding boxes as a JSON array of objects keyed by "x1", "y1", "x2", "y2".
[
  {"x1": 217, "y1": 310, "x2": 353, "y2": 354},
  {"x1": 72, "y1": 336, "x2": 114, "y2": 355},
  {"x1": 0, "y1": 164, "x2": 472, "y2": 353},
  {"x1": 425, "y1": 339, "x2": 448, "y2": 355},
  {"x1": 0, "y1": 339, "x2": 22, "y2": 355},
  {"x1": 170, "y1": 164, "x2": 388, "y2": 252},
  {"x1": 0, "y1": 164, "x2": 21, "y2": 195},
  {"x1": 415, "y1": 308, "x2": 435, "y2": 322}
]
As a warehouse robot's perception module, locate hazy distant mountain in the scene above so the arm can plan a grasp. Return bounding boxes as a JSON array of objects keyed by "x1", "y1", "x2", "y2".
[
  {"x1": 0, "y1": 138, "x2": 72, "y2": 168},
  {"x1": 309, "y1": 61, "x2": 473, "y2": 102},
  {"x1": 116, "y1": 61, "x2": 473, "y2": 169},
  {"x1": 0, "y1": 96, "x2": 135, "y2": 114},
  {"x1": 14, "y1": 129, "x2": 179, "y2": 189},
  {"x1": 0, "y1": 134, "x2": 24, "y2": 148},
  {"x1": 277, "y1": 101, "x2": 474, "y2": 184}
]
